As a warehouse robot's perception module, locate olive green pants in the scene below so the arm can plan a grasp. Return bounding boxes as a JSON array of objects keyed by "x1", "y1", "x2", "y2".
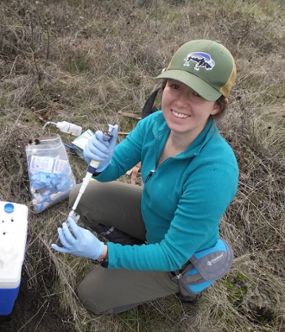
[{"x1": 69, "y1": 180, "x2": 178, "y2": 314}]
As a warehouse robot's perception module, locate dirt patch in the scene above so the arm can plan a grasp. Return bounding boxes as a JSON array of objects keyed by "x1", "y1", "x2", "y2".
[{"x1": 0, "y1": 268, "x2": 74, "y2": 332}]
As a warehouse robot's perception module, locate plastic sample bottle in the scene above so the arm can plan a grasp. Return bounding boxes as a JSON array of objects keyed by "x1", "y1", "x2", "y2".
[
  {"x1": 55, "y1": 121, "x2": 82, "y2": 136},
  {"x1": 43, "y1": 121, "x2": 82, "y2": 136}
]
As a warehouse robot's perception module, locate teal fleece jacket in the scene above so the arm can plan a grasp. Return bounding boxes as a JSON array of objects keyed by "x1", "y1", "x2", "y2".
[{"x1": 96, "y1": 111, "x2": 238, "y2": 271}]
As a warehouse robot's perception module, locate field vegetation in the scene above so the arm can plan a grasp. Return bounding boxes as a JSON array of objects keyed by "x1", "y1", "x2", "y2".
[{"x1": 0, "y1": 0, "x2": 284, "y2": 331}]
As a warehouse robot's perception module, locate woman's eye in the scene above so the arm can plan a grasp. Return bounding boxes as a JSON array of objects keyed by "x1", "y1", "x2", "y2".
[
  {"x1": 192, "y1": 91, "x2": 201, "y2": 97},
  {"x1": 169, "y1": 83, "x2": 180, "y2": 89}
]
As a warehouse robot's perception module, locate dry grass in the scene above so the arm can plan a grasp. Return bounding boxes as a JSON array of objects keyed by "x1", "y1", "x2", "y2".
[{"x1": 0, "y1": 0, "x2": 284, "y2": 331}]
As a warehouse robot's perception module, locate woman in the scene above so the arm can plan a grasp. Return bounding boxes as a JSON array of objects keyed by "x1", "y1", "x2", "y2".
[{"x1": 52, "y1": 39, "x2": 239, "y2": 314}]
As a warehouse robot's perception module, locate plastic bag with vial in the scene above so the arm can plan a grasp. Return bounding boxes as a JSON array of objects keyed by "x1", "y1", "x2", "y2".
[{"x1": 25, "y1": 135, "x2": 76, "y2": 213}]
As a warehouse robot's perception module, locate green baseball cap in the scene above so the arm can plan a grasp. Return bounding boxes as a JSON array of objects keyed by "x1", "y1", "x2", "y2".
[{"x1": 156, "y1": 39, "x2": 237, "y2": 101}]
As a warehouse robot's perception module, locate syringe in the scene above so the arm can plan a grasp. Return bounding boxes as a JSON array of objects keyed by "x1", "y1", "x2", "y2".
[{"x1": 68, "y1": 124, "x2": 117, "y2": 222}]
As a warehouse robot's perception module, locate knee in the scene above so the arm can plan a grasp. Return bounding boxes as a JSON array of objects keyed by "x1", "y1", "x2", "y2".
[{"x1": 77, "y1": 276, "x2": 110, "y2": 315}]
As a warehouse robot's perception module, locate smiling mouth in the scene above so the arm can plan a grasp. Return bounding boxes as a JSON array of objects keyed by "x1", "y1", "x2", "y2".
[{"x1": 171, "y1": 110, "x2": 190, "y2": 119}]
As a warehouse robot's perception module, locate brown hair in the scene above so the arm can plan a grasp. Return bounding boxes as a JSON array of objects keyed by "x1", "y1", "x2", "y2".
[{"x1": 213, "y1": 95, "x2": 228, "y2": 119}]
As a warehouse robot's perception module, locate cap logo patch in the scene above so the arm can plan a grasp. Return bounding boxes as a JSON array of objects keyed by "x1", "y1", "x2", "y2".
[{"x1": 184, "y1": 52, "x2": 215, "y2": 71}]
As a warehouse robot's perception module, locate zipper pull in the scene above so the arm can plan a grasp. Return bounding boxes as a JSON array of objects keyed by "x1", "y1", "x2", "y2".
[
  {"x1": 171, "y1": 272, "x2": 182, "y2": 280},
  {"x1": 145, "y1": 169, "x2": 155, "y2": 183}
]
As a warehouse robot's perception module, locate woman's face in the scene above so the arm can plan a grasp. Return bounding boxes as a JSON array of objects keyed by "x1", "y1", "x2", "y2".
[{"x1": 161, "y1": 79, "x2": 220, "y2": 137}]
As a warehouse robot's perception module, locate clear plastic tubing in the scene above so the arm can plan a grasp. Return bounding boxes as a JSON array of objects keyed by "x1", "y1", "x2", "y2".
[{"x1": 43, "y1": 121, "x2": 82, "y2": 136}]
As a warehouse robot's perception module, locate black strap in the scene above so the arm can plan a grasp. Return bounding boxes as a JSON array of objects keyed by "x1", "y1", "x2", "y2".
[{"x1": 141, "y1": 88, "x2": 160, "y2": 119}]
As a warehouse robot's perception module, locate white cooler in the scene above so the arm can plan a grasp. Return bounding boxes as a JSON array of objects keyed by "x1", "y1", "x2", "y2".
[{"x1": 0, "y1": 202, "x2": 28, "y2": 315}]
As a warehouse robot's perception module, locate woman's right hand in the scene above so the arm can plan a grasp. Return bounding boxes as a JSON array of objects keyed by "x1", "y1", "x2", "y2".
[{"x1": 83, "y1": 125, "x2": 118, "y2": 172}]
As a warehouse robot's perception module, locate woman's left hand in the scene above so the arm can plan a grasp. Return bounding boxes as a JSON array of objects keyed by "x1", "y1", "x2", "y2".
[{"x1": 51, "y1": 217, "x2": 105, "y2": 260}]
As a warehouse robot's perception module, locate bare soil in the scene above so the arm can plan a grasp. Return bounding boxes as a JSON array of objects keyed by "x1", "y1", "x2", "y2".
[{"x1": 0, "y1": 269, "x2": 74, "y2": 332}]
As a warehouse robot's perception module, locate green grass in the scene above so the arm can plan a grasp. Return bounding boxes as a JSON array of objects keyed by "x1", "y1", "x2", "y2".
[{"x1": 223, "y1": 272, "x2": 249, "y2": 307}]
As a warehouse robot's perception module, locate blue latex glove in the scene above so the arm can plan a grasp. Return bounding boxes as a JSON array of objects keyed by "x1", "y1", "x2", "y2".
[
  {"x1": 51, "y1": 217, "x2": 105, "y2": 260},
  {"x1": 83, "y1": 125, "x2": 118, "y2": 172}
]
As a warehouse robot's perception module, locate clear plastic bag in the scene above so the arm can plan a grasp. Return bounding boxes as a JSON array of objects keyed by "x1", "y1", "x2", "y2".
[{"x1": 25, "y1": 135, "x2": 76, "y2": 213}]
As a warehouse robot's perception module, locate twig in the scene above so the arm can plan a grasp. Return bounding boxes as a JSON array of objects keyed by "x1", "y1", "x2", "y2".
[
  {"x1": 9, "y1": 55, "x2": 19, "y2": 77},
  {"x1": 118, "y1": 111, "x2": 141, "y2": 120}
]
